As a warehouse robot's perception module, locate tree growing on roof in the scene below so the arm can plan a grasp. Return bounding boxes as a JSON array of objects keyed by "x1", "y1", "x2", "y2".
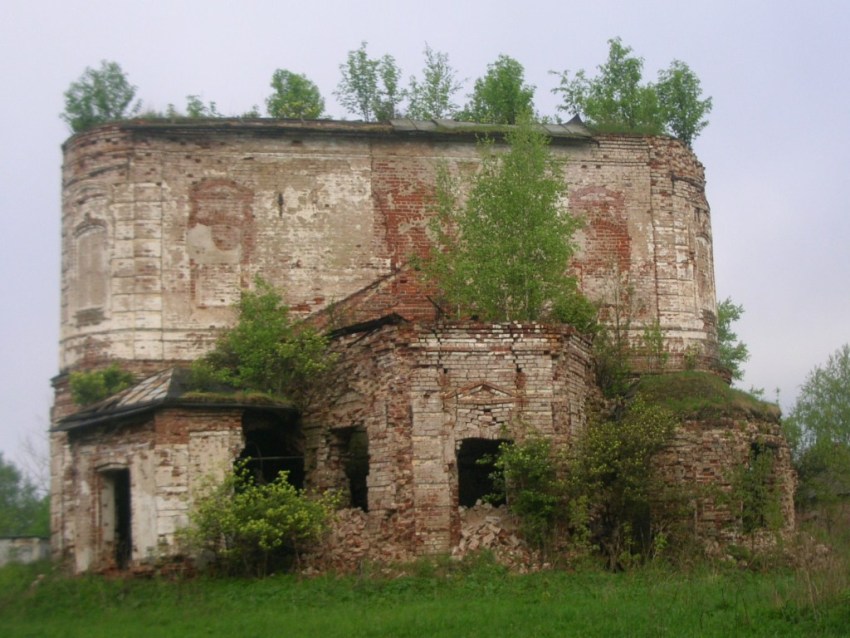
[
  {"x1": 553, "y1": 38, "x2": 712, "y2": 146},
  {"x1": 335, "y1": 42, "x2": 405, "y2": 121},
  {"x1": 191, "y1": 279, "x2": 335, "y2": 407},
  {"x1": 266, "y1": 69, "x2": 325, "y2": 119},
  {"x1": 406, "y1": 44, "x2": 463, "y2": 120},
  {"x1": 61, "y1": 60, "x2": 141, "y2": 133},
  {"x1": 461, "y1": 54, "x2": 535, "y2": 125},
  {"x1": 421, "y1": 118, "x2": 595, "y2": 328}
]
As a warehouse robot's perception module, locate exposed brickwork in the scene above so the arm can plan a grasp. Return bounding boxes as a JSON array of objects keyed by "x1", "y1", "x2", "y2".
[
  {"x1": 51, "y1": 407, "x2": 243, "y2": 571},
  {"x1": 52, "y1": 120, "x2": 794, "y2": 573},
  {"x1": 655, "y1": 417, "x2": 796, "y2": 544},
  {"x1": 303, "y1": 321, "x2": 594, "y2": 561},
  {"x1": 58, "y1": 121, "x2": 716, "y2": 376}
]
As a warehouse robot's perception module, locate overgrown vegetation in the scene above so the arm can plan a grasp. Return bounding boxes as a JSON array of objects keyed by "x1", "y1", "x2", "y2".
[
  {"x1": 62, "y1": 39, "x2": 711, "y2": 147},
  {"x1": 68, "y1": 363, "x2": 135, "y2": 407},
  {"x1": 420, "y1": 118, "x2": 595, "y2": 327},
  {"x1": 61, "y1": 60, "x2": 140, "y2": 132},
  {"x1": 490, "y1": 399, "x2": 677, "y2": 568},
  {"x1": 716, "y1": 297, "x2": 750, "y2": 381},
  {"x1": 266, "y1": 69, "x2": 325, "y2": 119},
  {"x1": 459, "y1": 54, "x2": 536, "y2": 125},
  {"x1": 0, "y1": 453, "x2": 49, "y2": 537},
  {"x1": 190, "y1": 278, "x2": 335, "y2": 408},
  {"x1": 553, "y1": 37, "x2": 712, "y2": 146},
  {"x1": 180, "y1": 462, "x2": 338, "y2": 577},
  {"x1": 784, "y1": 343, "x2": 850, "y2": 509},
  {"x1": 492, "y1": 369, "x2": 787, "y2": 569},
  {"x1": 406, "y1": 44, "x2": 463, "y2": 120},
  {"x1": 635, "y1": 371, "x2": 780, "y2": 422},
  {"x1": 335, "y1": 42, "x2": 404, "y2": 121},
  {"x1": 4, "y1": 543, "x2": 850, "y2": 637}
]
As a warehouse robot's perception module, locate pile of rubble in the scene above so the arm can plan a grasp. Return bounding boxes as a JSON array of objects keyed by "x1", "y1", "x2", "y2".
[
  {"x1": 304, "y1": 508, "x2": 414, "y2": 573},
  {"x1": 451, "y1": 502, "x2": 541, "y2": 572},
  {"x1": 305, "y1": 503, "x2": 543, "y2": 574}
]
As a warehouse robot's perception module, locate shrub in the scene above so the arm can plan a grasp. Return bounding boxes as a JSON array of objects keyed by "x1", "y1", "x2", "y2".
[
  {"x1": 181, "y1": 463, "x2": 338, "y2": 577},
  {"x1": 191, "y1": 278, "x2": 336, "y2": 408},
  {"x1": 489, "y1": 435, "x2": 565, "y2": 552},
  {"x1": 69, "y1": 364, "x2": 134, "y2": 406},
  {"x1": 572, "y1": 398, "x2": 677, "y2": 568},
  {"x1": 491, "y1": 400, "x2": 677, "y2": 567}
]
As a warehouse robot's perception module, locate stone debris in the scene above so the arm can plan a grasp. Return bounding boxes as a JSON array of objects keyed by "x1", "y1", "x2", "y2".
[{"x1": 451, "y1": 502, "x2": 541, "y2": 572}]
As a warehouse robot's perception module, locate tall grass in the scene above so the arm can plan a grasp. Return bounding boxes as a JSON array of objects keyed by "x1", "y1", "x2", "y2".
[{"x1": 1, "y1": 547, "x2": 848, "y2": 638}]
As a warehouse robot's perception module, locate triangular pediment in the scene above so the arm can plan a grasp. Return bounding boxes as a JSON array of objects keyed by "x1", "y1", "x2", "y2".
[{"x1": 452, "y1": 382, "x2": 515, "y2": 405}]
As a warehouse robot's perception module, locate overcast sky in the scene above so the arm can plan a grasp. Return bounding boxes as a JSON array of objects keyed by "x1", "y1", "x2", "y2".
[{"x1": 1, "y1": 0, "x2": 848, "y2": 470}]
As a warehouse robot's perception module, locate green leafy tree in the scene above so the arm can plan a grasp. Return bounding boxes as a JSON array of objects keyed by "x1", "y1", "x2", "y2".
[
  {"x1": 555, "y1": 38, "x2": 662, "y2": 135},
  {"x1": 716, "y1": 297, "x2": 750, "y2": 381},
  {"x1": 266, "y1": 69, "x2": 325, "y2": 119},
  {"x1": 407, "y1": 44, "x2": 462, "y2": 120},
  {"x1": 61, "y1": 60, "x2": 141, "y2": 133},
  {"x1": 490, "y1": 435, "x2": 564, "y2": 552},
  {"x1": 554, "y1": 38, "x2": 711, "y2": 146},
  {"x1": 462, "y1": 55, "x2": 535, "y2": 125},
  {"x1": 422, "y1": 119, "x2": 594, "y2": 326},
  {"x1": 0, "y1": 453, "x2": 49, "y2": 537},
  {"x1": 181, "y1": 462, "x2": 338, "y2": 576},
  {"x1": 572, "y1": 399, "x2": 677, "y2": 568},
  {"x1": 69, "y1": 364, "x2": 135, "y2": 407},
  {"x1": 335, "y1": 42, "x2": 404, "y2": 121},
  {"x1": 784, "y1": 344, "x2": 850, "y2": 506},
  {"x1": 192, "y1": 279, "x2": 335, "y2": 407},
  {"x1": 656, "y1": 60, "x2": 713, "y2": 147},
  {"x1": 185, "y1": 95, "x2": 223, "y2": 118}
]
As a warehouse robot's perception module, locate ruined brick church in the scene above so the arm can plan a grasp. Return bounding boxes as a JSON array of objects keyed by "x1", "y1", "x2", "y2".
[{"x1": 50, "y1": 118, "x2": 794, "y2": 572}]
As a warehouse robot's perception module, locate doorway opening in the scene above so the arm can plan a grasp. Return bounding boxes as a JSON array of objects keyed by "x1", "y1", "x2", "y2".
[
  {"x1": 101, "y1": 468, "x2": 132, "y2": 569},
  {"x1": 457, "y1": 438, "x2": 509, "y2": 507}
]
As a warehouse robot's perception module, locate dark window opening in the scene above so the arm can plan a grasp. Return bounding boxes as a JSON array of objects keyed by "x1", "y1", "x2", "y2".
[
  {"x1": 457, "y1": 438, "x2": 509, "y2": 508},
  {"x1": 240, "y1": 410, "x2": 304, "y2": 489},
  {"x1": 333, "y1": 428, "x2": 369, "y2": 511},
  {"x1": 742, "y1": 441, "x2": 778, "y2": 533},
  {"x1": 104, "y1": 469, "x2": 132, "y2": 569}
]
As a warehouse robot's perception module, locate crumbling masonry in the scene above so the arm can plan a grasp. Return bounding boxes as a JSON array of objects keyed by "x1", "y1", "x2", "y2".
[{"x1": 50, "y1": 119, "x2": 795, "y2": 572}]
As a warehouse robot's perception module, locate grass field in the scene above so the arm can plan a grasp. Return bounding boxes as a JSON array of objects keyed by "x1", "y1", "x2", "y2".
[{"x1": 1, "y1": 554, "x2": 848, "y2": 637}]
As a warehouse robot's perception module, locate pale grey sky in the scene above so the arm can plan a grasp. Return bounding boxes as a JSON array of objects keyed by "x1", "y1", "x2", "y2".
[{"x1": 1, "y1": 0, "x2": 848, "y2": 469}]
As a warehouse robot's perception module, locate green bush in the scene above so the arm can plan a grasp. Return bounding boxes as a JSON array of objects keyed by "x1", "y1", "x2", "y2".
[
  {"x1": 572, "y1": 399, "x2": 677, "y2": 568},
  {"x1": 181, "y1": 463, "x2": 338, "y2": 577},
  {"x1": 69, "y1": 364, "x2": 134, "y2": 406},
  {"x1": 491, "y1": 400, "x2": 677, "y2": 568},
  {"x1": 191, "y1": 278, "x2": 336, "y2": 408},
  {"x1": 489, "y1": 435, "x2": 565, "y2": 553}
]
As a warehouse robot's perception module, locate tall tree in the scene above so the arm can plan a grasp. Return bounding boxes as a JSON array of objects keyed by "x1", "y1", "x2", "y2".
[
  {"x1": 716, "y1": 297, "x2": 750, "y2": 381},
  {"x1": 335, "y1": 42, "x2": 404, "y2": 121},
  {"x1": 407, "y1": 44, "x2": 462, "y2": 120},
  {"x1": 266, "y1": 69, "x2": 325, "y2": 119},
  {"x1": 462, "y1": 55, "x2": 535, "y2": 125},
  {"x1": 422, "y1": 119, "x2": 593, "y2": 327},
  {"x1": 554, "y1": 38, "x2": 663, "y2": 135},
  {"x1": 0, "y1": 453, "x2": 49, "y2": 537},
  {"x1": 784, "y1": 344, "x2": 850, "y2": 505},
  {"x1": 61, "y1": 60, "x2": 141, "y2": 133},
  {"x1": 554, "y1": 38, "x2": 712, "y2": 146},
  {"x1": 656, "y1": 60, "x2": 713, "y2": 147}
]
